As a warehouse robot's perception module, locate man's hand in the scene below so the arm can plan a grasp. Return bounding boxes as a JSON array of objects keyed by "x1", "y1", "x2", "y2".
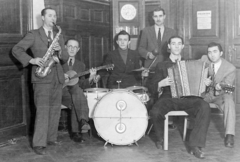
[
  {"x1": 29, "y1": 58, "x2": 44, "y2": 67},
  {"x1": 52, "y1": 42, "x2": 61, "y2": 52},
  {"x1": 93, "y1": 75, "x2": 101, "y2": 83},
  {"x1": 204, "y1": 76, "x2": 212, "y2": 86},
  {"x1": 64, "y1": 73, "x2": 69, "y2": 82},
  {"x1": 141, "y1": 69, "x2": 149, "y2": 77},
  {"x1": 89, "y1": 68, "x2": 97, "y2": 82},
  {"x1": 215, "y1": 83, "x2": 222, "y2": 91},
  {"x1": 158, "y1": 76, "x2": 173, "y2": 88},
  {"x1": 147, "y1": 52, "x2": 155, "y2": 59}
]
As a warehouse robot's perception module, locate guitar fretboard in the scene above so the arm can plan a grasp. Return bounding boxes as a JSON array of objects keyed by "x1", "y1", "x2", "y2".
[{"x1": 70, "y1": 64, "x2": 113, "y2": 79}]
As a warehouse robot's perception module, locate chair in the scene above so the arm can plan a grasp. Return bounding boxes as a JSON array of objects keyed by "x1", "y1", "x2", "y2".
[
  {"x1": 147, "y1": 111, "x2": 188, "y2": 150},
  {"x1": 164, "y1": 111, "x2": 188, "y2": 150}
]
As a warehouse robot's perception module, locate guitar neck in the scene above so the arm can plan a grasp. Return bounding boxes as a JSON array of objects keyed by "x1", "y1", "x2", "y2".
[{"x1": 70, "y1": 65, "x2": 108, "y2": 79}]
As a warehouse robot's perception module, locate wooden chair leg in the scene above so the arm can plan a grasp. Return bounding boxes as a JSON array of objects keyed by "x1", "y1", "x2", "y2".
[
  {"x1": 164, "y1": 115, "x2": 169, "y2": 150},
  {"x1": 183, "y1": 117, "x2": 187, "y2": 141}
]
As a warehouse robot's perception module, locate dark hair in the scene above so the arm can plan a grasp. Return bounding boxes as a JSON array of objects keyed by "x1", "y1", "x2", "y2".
[
  {"x1": 152, "y1": 7, "x2": 165, "y2": 15},
  {"x1": 207, "y1": 42, "x2": 223, "y2": 52},
  {"x1": 168, "y1": 35, "x2": 184, "y2": 44},
  {"x1": 41, "y1": 7, "x2": 55, "y2": 16},
  {"x1": 116, "y1": 30, "x2": 131, "y2": 41},
  {"x1": 65, "y1": 38, "x2": 80, "y2": 47}
]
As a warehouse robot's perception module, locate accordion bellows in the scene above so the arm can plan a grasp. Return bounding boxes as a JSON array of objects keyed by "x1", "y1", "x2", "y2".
[{"x1": 167, "y1": 60, "x2": 209, "y2": 98}]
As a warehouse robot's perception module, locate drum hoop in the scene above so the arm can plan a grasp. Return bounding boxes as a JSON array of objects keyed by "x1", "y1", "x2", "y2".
[
  {"x1": 84, "y1": 88, "x2": 109, "y2": 93},
  {"x1": 125, "y1": 86, "x2": 148, "y2": 92}
]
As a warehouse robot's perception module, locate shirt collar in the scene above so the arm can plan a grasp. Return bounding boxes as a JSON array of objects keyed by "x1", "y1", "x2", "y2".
[
  {"x1": 169, "y1": 54, "x2": 181, "y2": 62},
  {"x1": 43, "y1": 26, "x2": 53, "y2": 38}
]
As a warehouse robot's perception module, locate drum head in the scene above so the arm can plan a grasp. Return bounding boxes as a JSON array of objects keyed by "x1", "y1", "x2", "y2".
[{"x1": 93, "y1": 90, "x2": 148, "y2": 145}]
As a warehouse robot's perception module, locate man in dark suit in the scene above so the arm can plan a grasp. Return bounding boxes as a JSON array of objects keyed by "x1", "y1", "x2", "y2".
[
  {"x1": 138, "y1": 7, "x2": 176, "y2": 69},
  {"x1": 12, "y1": 7, "x2": 69, "y2": 155},
  {"x1": 148, "y1": 36, "x2": 210, "y2": 159},
  {"x1": 201, "y1": 42, "x2": 236, "y2": 148},
  {"x1": 62, "y1": 39, "x2": 97, "y2": 143},
  {"x1": 103, "y1": 30, "x2": 144, "y2": 89}
]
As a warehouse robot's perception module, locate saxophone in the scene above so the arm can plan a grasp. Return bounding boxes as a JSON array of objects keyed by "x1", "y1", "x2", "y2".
[{"x1": 35, "y1": 24, "x2": 62, "y2": 78}]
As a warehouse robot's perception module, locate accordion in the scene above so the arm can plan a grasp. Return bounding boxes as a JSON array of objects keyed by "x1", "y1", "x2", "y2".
[{"x1": 167, "y1": 60, "x2": 209, "y2": 98}]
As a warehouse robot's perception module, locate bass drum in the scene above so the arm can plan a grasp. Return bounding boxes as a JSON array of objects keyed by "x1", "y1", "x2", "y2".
[{"x1": 93, "y1": 89, "x2": 148, "y2": 145}]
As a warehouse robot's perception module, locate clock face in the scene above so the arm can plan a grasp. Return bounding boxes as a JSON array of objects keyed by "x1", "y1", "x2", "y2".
[{"x1": 120, "y1": 4, "x2": 137, "y2": 21}]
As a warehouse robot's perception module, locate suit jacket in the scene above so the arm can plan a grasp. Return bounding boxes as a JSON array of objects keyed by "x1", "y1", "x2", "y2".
[
  {"x1": 138, "y1": 26, "x2": 176, "y2": 68},
  {"x1": 103, "y1": 49, "x2": 141, "y2": 88},
  {"x1": 148, "y1": 57, "x2": 176, "y2": 99},
  {"x1": 201, "y1": 55, "x2": 236, "y2": 96},
  {"x1": 12, "y1": 26, "x2": 69, "y2": 84},
  {"x1": 62, "y1": 59, "x2": 91, "y2": 89}
]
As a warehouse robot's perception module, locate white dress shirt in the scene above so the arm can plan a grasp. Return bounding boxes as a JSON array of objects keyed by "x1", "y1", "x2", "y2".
[{"x1": 154, "y1": 25, "x2": 164, "y2": 41}]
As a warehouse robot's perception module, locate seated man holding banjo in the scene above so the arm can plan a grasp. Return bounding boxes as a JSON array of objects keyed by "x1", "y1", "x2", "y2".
[{"x1": 62, "y1": 38, "x2": 100, "y2": 143}]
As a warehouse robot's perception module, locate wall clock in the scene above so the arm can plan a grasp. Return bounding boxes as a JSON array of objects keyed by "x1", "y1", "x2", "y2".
[{"x1": 119, "y1": 2, "x2": 138, "y2": 22}]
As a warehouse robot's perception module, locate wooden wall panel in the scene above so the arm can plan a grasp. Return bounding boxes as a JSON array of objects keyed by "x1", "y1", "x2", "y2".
[
  {"x1": 45, "y1": 0, "x2": 110, "y2": 69},
  {"x1": 0, "y1": 0, "x2": 21, "y2": 34},
  {"x1": 177, "y1": 0, "x2": 224, "y2": 59},
  {"x1": 0, "y1": 0, "x2": 29, "y2": 144},
  {"x1": 191, "y1": 0, "x2": 219, "y2": 38}
]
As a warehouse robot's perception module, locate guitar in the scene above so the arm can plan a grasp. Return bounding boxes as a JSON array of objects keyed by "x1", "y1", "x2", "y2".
[
  {"x1": 63, "y1": 64, "x2": 114, "y2": 88},
  {"x1": 220, "y1": 83, "x2": 235, "y2": 94}
]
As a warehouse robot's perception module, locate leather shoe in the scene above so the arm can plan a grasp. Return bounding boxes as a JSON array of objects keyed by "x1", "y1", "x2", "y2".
[
  {"x1": 71, "y1": 132, "x2": 85, "y2": 143},
  {"x1": 33, "y1": 146, "x2": 46, "y2": 155},
  {"x1": 225, "y1": 134, "x2": 234, "y2": 148},
  {"x1": 155, "y1": 139, "x2": 163, "y2": 149},
  {"x1": 47, "y1": 141, "x2": 62, "y2": 146},
  {"x1": 189, "y1": 146, "x2": 205, "y2": 159}
]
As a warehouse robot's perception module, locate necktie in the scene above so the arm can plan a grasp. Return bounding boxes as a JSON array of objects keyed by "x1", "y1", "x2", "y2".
[
  {"x1": 69, "y1": 59, "x2": 73, "y2": 66},
  {"x1": 212, "y1": 63, "x2": 215, "y2": 77},
  {"x1": 47, "y1": 31, "x2": 52, "y2": 47},
  {"x1": 158, "y1": 28, "x2": 161, "y2": 43}
]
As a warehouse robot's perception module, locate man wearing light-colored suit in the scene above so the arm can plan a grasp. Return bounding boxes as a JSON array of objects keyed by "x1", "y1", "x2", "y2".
[
  {"x1": 201, "y1": 42, "x2": 236, "y2": 148},
  {"x1": 138, "y1": 7, "x2": 176, "y2": 69},
  {"x1": 12, "y1": 7, "x2": 68, "y2": 155}
]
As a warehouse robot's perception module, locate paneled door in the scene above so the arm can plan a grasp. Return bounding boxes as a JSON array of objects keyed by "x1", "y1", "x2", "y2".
[{"x1": 0, "y1": 0, "x2": 29, "y2": 144}]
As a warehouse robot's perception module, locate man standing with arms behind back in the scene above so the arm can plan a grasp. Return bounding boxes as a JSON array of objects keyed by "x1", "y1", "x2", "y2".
[
  {"x1": 12, "y1": 7, "x2": 68, "y2": 155},
  {"x1": 138, "y1": 7, "x2": 176, "y2": 69}
]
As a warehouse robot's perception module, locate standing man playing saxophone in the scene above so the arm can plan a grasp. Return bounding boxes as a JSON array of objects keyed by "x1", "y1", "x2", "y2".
[{"x1": 12, "y1": 7, "x2": 68, "y2": 155}]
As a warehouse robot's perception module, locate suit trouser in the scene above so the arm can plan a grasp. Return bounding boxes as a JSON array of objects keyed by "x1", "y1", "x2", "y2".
[
  {"x1": 150, "y1": 97, "x2": 211, "y2": 148},
  {"x1": 62, "y1": 84, "x2": 89, "y2": 133},
  {"x1": 32, "y1": 76, "x2": 62, "y2": 147},
  {"x1": 204, "y1": 93, "x2": 236, "y2": 136}
]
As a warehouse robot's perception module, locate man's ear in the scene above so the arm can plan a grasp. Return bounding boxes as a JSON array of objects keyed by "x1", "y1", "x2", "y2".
[
  {"x1": 127, "y1": 41, "x2": 131, "y2": 48},
  {"x1": 220, "y1": 51, "x2": 223, "y2": 57}
]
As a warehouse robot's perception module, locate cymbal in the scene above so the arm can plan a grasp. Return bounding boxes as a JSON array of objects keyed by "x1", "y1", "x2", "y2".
[{"x1": 132, "y1": 67, "x2": 146, "y2": 72}]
